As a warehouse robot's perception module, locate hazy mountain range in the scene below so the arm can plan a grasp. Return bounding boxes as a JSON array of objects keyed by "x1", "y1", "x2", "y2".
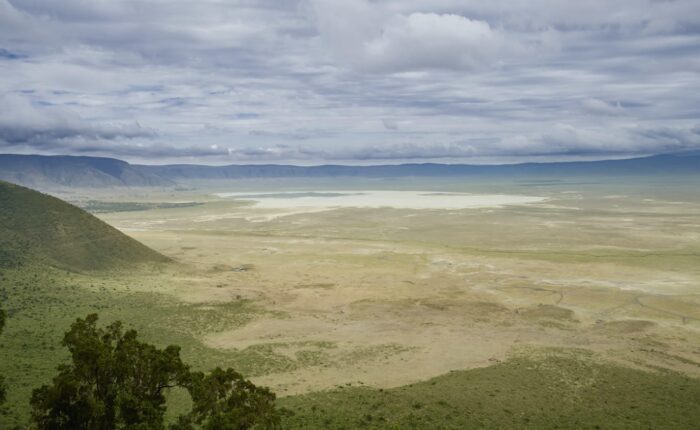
[
  {"x1": 0, "y1": 153, "x2": 698, "y2": 189},
  {"x1": 0, "y1": 154, "x2": 173, "y2": 188}
]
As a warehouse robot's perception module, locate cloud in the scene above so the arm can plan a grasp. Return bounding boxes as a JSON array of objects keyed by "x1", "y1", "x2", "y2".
[
  {"x1": 0, "y1": 48, "x2": 23, "y2": 59},
  {"x1": 632, "y1": 124, "x2": 700, "y2": 151},
  {"x1": 0, "y1": 0, "x2": 699, "y2": 164},
  {"x1": 310, "y1": 1, "x2": 508, "y2": 72},
  {"x1": 581, "y1": 98, "x2": 624, "y2": 116},
  {"x1": 0, "y1": 94, "x2": 156, "y2": 145},
  {"x1": 363, "y1": 12, "x2": 505, "y2": 72},
  {"x1": 382, "y1": 119, "x2": 399, "y2": 130}
]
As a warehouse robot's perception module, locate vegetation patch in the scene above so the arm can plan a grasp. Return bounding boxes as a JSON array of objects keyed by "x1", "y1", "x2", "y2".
[
  {"x1": 215, "y1": 341, "x2": 338, "y2": 377},
  {"x1": 519, "y1": 304, "x2": 577, "y2": 322},
  {"x1": 338, "y1": 344, "x2": 414, "y2": 367},
  {"x1": 280, "y1": 350, "x2": 700, "y2": 429},
  {"x1": 0, "y1": 267, "x2": 269, "y2": 427},
  {"x1": 595, "y1": 319, "x2": 656, "y2": 334},
  {"x1": 77, "y1": 200, "x2": 203, "y2": 213}
]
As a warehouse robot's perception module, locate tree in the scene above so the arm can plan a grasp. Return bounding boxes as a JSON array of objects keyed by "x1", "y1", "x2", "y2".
[
  {"x1": 174, "y1": 368, "x2": 280, "y2": 430},
  {"x1": 29, "y1": 314, "x2": 279, "y2": 430},
  {"x1": 30, "y1": 314, "x2": 189, "y2": 429}
]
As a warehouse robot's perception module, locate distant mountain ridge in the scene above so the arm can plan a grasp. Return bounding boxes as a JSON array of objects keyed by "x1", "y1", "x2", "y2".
[
  {"x1": 140, "y1": 153, "x2": 700, "y2": 179},
  {"x1": 0, "y1": 154, "x2": 173, "y2": 189},
  {"x1": 0, "y1": 153, "x2": 698, "y2": 188},
  {"x1": 0, "y1": 180, "x2": 169, "y2": 270}
]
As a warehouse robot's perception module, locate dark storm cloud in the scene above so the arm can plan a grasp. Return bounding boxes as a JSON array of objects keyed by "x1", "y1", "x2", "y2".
[
  {"x1": 0, "y1": 121, "x2": 154, "y2": 145},
  {"x1": 632, "y1": 124, "x2": 700, "y2": 150},
  {"x1": 0, "y1": 0, "x2": 699, "y2": 163},
  {"x1": 0, "y1": 48, "x2": 23, "y2": 59},
  {"x1": 0, "y1": 94, "x2": 155, "y2": 148}
]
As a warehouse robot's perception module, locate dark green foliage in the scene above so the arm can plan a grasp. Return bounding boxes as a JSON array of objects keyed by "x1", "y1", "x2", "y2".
[
  {"x1": 175, "y1": 368, "x2": 280, "y2": 430},
  {"x1": 0, "y1": 268, "x2": 278, "y2": 427},
  {"x1": 0, "y1": 248, "x2": 23, "y2": 269},
  {"x1": 29, "y1": 314, "x2": 189, "y2": 429},
  {"x1": 28, "y1": 314, "x2": 279, "y2": 430},
  {"x1": 0, "y1": 181, "x2": 169, "y2": 271}
]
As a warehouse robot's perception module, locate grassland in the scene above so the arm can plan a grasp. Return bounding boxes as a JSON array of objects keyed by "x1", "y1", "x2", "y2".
[
  {"x1": 281, "y1": 350, "x2": 700, "y2": 429},
  {"x1": 0, "y1": 265, "x2": 330, "y2": 426},
  {"x1": 2, "y1": 176, "x2": 700, "y2": 428}
]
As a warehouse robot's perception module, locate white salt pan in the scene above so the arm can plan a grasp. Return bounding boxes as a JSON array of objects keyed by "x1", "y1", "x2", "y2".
[{"x1": 214, "y1": 190, "x2": 546, "y2": 211}]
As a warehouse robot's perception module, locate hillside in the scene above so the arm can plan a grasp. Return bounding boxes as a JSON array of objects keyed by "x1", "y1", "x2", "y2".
[
  {"x1": 0, "y1": 154, "x2": 173, "y2": 189},
  {"x1": 0, "y1": 181, "x2": 169, "y2": 270},
  {"x1": 281, "y1": 352, "x2": 700, "y2": 429}
]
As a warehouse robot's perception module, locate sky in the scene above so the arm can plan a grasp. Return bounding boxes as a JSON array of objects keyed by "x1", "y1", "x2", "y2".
[{"x1": 1, "y1": 0, "x2": 699, "y2": 165}]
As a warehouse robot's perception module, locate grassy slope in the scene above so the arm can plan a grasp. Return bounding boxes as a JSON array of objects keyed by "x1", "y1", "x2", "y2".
[
  {"x1": 281, "y1": 351, "x2": 700, "y2": 429},
  {"x1": 0, "y1": 180, "x2": 169, "y2": 270},
  {"x1": 0, "y1": 267, "x2": 274, "y2": 427}
]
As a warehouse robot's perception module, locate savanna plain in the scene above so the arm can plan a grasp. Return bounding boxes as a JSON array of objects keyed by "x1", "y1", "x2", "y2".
[{"x1": 3, "y1": 176, "x2": 700, "y2": 428}]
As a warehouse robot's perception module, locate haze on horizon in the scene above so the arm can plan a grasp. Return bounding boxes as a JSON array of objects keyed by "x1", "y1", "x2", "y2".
[{"x1": 1, "y1": 0, "x2": 700, "y2": 165}]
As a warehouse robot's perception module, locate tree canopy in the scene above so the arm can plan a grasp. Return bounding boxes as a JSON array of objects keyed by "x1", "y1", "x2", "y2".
[
  {"x1": 29, "y1": 314, "x2": 280, "y2": 430},
  {"x1": 173, "y1": 368, "x2": 279, "y2": 430}
]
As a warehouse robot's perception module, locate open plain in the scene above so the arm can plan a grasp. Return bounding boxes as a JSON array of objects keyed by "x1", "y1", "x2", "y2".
[
  {"x1": 3, "y1": 176, "x2": 700, "y2": 427},
  {"x1": 78, "y1": 178, "x2": 700, "y2": 391}
]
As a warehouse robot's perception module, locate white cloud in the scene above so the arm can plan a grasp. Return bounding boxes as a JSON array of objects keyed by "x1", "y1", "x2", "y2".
[
  {"x1": 310, "y1": 1, "x2": 507, "y2": 72},
  {"x1": 363, "y1": 12, "x2": 503, "y2": 72}
]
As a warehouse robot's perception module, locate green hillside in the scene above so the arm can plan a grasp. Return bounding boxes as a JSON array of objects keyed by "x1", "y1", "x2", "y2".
[
  {"x1": 281, "y1": 351, "x2": 700, "y2": 429},
  {"x1": 0, "y1": 180, "x2": 169, "y2": 270}
]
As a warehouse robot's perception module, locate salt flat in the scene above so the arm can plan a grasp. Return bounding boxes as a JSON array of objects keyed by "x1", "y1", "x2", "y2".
[{"x1": 214, "y1": 190, "x2": 546, "y2": 211}]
